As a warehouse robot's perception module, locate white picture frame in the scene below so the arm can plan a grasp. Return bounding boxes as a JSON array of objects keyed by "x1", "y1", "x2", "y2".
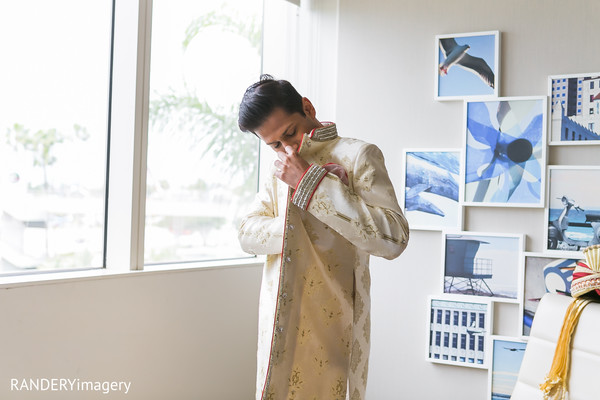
[
  {"x1": 401, "y1": 148, "x2": 463, "y2": 231},
  {"x1": 487, "y1": 335, "x2": 527, "y2": 400},
  {"x1": 462, "y1": 96, "x2": 547, "y2": 207},
  {"x1": 427, "y1": 294, "x2": 493, "y2": 369},
  {"x1": 442, "y1": 231, "x2": 524, "y2": 303},
  {"x1": 548, "y1": 72, "x2": 600, "y2": 145},
  {"x1": 519, "y1": 252, "x2": 576, "y2": 337},
  {"x1": 435, "y1": 30, "x2": 500, "y2": 101},
  {"x1": 545, "y1": 165, "x2": 600, "y2": 254}
]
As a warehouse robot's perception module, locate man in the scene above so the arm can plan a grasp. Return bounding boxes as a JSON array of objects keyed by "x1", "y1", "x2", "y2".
[{"x1": 238, "y1": 75, "x2": 409, "y2": 400}]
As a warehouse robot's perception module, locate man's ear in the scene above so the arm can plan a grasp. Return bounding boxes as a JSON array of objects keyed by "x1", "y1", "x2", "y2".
[{"x1": 302, "y1": 97, "x2": 317, "y2": 118}]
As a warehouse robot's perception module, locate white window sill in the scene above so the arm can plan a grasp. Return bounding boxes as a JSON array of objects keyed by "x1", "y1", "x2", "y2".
[{"x1": 0, "y1": 257, "x2": 264, "y2": 289}]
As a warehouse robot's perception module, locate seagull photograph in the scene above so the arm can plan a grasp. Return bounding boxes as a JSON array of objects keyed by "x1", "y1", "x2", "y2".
[{"x1": 435, "y1": 31, "x2": 498, "y2": 99}]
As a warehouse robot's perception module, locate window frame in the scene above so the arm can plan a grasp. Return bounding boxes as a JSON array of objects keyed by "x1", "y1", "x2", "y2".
[{"x1": 1, "y1": 0, "x2": 337, "y2": 285}]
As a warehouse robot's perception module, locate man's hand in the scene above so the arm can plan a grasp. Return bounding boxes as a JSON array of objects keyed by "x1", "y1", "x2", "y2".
[{"x1": 274, "y1": 145, "x2": 310, "y2": 187}]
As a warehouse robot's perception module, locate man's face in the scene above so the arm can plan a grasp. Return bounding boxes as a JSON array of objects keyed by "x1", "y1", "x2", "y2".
[{"x1": 254, "y1": 98, "x2": 322, "y2": 153}]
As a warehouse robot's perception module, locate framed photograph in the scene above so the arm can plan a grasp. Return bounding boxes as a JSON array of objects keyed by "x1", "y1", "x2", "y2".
[
  {"x1": 402, "y1": 149, "x2": 463, "y2": 231},
  {"x1": 487, "y1": 336, "x2": 527, "y2": 400},
  {"x1": 548, "y1": 73, "x2": 600, "y2": 145},
  {"x1": 520, "y1": 252, "x2": 576, "y2": 337},
  {"x1": 442, "y1": 231, "x2": 524, "y2": 303},
  {"x1": 545, "y1": 166, "x2": 600, "y2": 254},
  {"x1": 463, "y1": 96, "x2": 547, "y2": 207},
  {"x1": 435, "y1": 31, "x2": 499, "y2": 101},
  {"x1": 427, "y1": 295, "x2": 492, "y2": 369}
]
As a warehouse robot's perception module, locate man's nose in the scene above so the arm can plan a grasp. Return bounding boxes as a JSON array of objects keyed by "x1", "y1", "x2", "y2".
[{"x1": 281, "y1": 139, "x2": 299, "y2": 152}]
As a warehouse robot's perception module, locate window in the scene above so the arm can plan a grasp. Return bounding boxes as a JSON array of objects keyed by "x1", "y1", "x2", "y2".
[
  {"x1": 452, "y1": 333, "x2": 458, "y2": 348},
  {"x1": 469, "y1": 334, "x2": 475, "y2": 350},
  {"x1": 1, "y1": 0, "x2": 268, "y2": 275},
  {"x1": 460, "y1": 333, "x2": 466, "y2": 349},
  {"x1": 461, "y1": 311, "x2": 467, "y2": 326},
  {"x1": 145, "y1": 0, "x2": 262, "y2": 265},
  {"x1": 443, "y1": 332, "x2": 449, "y2": 347},
  {"x1": 0, "y1": 1, "x2": 112, "y2": 274},
  {"x1": 444, "y1": 310, "x2": 450, "y2": 325},
  {"x1": 478, "y1": 336, "x2": 484, "y2": 351},
  {"x1": 435, "y1": 331, "x2": 441, "y2": 346},
  {"x1": 478, "y1": 312, "x2": 485, "y2": 328},
  {"x1": 453, "y1": 311, "x2": 459, "y2": 326},
  {"x1": 591, "y1": 81, "x2": 595, "y2": 89},
  {"x1": 590, "y1": 108, "x2": 595, "y2": 115},
  {"x1": 436, "y1": 309, "x2": 443, "y2": 324}
]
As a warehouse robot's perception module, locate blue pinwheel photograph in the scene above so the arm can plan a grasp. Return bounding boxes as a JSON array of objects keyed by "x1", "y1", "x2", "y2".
[{"x1": 464, "y1": 97, "x2": 547, "y2": 206}]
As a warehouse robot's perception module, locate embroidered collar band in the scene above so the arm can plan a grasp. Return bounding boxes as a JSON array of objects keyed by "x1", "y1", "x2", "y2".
[{"x1": 309, "y1": 122, "x2": 338, "y2": 142}]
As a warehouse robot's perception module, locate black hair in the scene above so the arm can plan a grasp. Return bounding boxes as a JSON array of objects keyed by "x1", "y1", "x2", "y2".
[{"x1": 238, "y1": 74, "x2": 305, "y2": 133}]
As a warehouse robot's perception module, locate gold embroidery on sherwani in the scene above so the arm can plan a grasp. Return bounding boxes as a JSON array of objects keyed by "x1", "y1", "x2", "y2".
[
  {"x1": 288, "y1": 366, "x2": 303, "y2": 395},
  {"x1": 279, "y1": 283, "x2": 293, "y2": 308},
  {"x1": 264, "y1": 388, "x2": 276, "y2": 400},
  {"x1": 350, "y1": 340, "x2": 363, "y2": 373},
  {"x1": 303, "y1": 266, "x2": 324, "y2": 296},
  {"x1": 296, "y1": 315, "x2": 313, "y2": 345},
  {"x1": 361, "y1": 268, "x2": 371, "y2": 290},
  {"x1": 353, "y1": 290, "x2": 364, "y2": 324},
  {"x1": 354, "y1": 160, "x2": 376, "y2": 192},
  {"x1": 331, "y1": 377, "x2": 347, "y2": 399},
  {"x1": 338, "y1": 323, "x2": 353, "y2": 358},
  {"x1": 361, "y1": 359, "x2": 369, "y2": 386},
  {"x1": 335, "y1": 212, "x2": 352, "y2": 223},
  {"x1": 320, "y1": 296, "x2": 343, "y2": 325},
  {"x1": 313, "y1": 345, "x2": 330, "y2": 374}
]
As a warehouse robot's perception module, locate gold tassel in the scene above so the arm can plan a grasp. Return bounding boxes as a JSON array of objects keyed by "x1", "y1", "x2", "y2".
[{"x1": 539, "y1": 297, "x2": 592, "y2": 400}]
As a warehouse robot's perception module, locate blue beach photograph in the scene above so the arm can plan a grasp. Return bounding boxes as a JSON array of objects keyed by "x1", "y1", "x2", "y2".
[
  {"x1": 547, "y1": 167, "x2": 600, "y2": 252},
  {"x1": 491, "y1": 338, "x2": 526, "y2": 400}
]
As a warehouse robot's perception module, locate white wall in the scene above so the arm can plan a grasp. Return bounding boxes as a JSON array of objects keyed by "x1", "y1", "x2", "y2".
[
  {"x1": 0, "y1": 264, "x2": 262, "y2": 399},
  {"x1": 333, "y1": 0, "x2": 600, "y2": 399}
]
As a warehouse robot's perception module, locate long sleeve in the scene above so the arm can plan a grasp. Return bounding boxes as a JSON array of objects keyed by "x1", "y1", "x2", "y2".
[
  {"x1": 238, "y1": 175, "x2": 285, "y2": 255},
  {"x1": 292, "y1": 143, "x2": 409, "y2": 260}
]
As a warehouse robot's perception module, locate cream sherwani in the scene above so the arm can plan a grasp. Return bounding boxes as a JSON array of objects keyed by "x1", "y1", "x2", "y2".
[{"x1": 239, "y1": 123, "x2": 409, "y2": 400}]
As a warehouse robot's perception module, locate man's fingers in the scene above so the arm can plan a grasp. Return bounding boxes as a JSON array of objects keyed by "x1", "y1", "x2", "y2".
[
  {"x1": 276, "y1": 151, "x2": 287, "y2": 161},
  {"x1": 285, "y1": 145, "x2": 295, "y2": 155}
]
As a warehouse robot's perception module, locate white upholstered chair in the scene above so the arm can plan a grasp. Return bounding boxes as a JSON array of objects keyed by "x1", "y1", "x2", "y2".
[{"x1": 511, "y1": 293, "x2": 600, "y2": 400}]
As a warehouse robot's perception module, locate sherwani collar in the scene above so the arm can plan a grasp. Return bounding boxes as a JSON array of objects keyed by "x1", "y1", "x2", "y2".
[
  {"x1": 309, "y1": 122, "x2": 337, "y2": 141},
  {"x1": 298, "y1": 122, "x2": 338, "y2": 157}
]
